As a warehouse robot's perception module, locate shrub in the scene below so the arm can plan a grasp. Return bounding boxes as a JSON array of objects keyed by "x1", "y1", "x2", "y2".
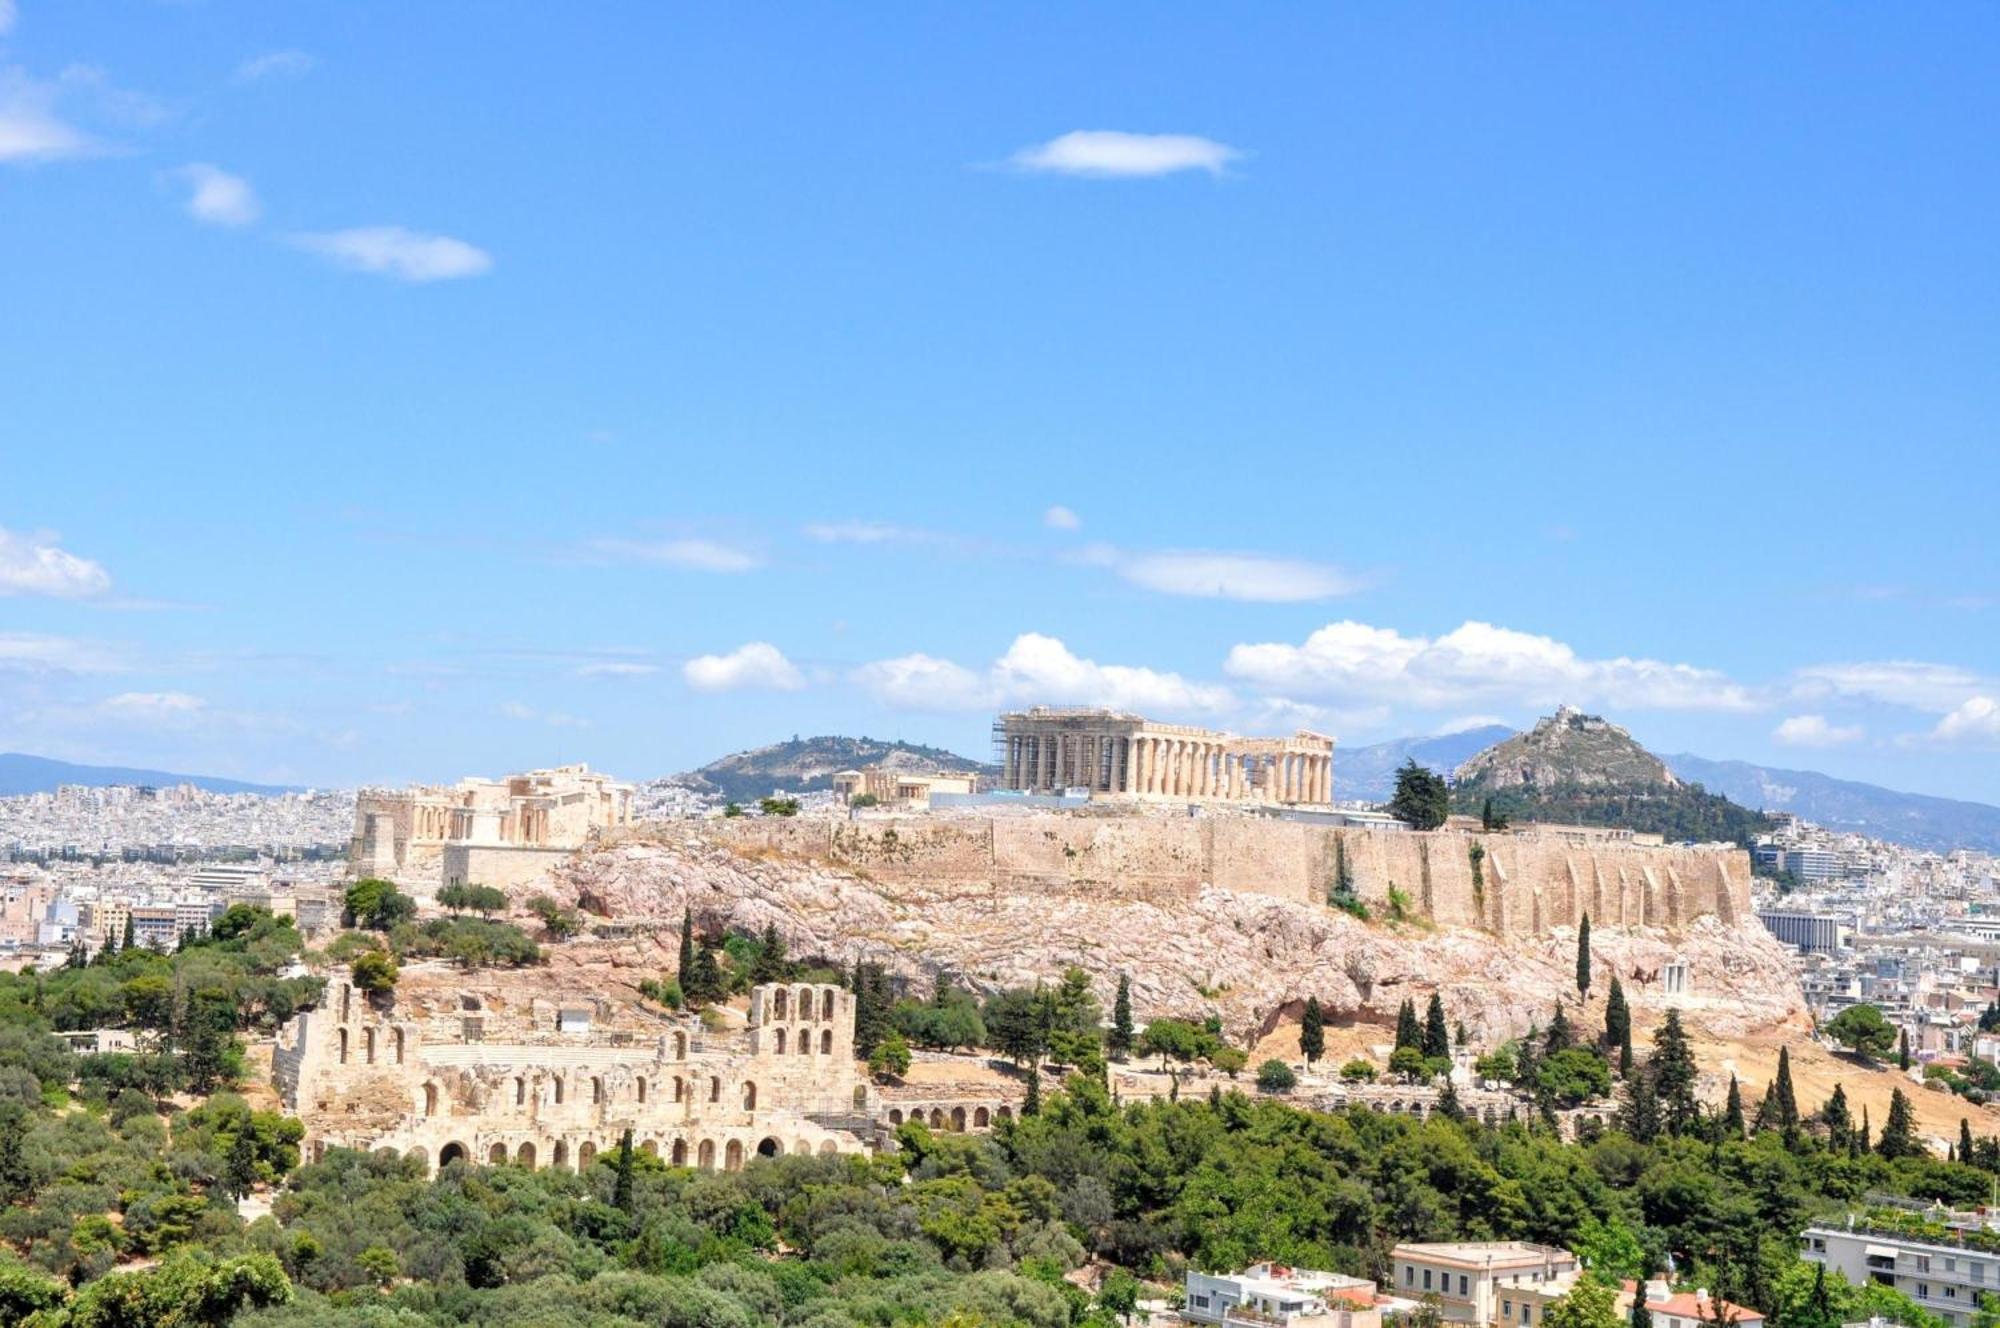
[{"x1": 1256, "y1": 1060, "x2": 1298, "y2": 1094}]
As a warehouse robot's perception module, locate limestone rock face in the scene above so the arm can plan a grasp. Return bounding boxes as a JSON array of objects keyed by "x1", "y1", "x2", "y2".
[
  {"x1": 545, "y1": 827, "x2": 1806, "y2": 1046},
  {"x1": 1456, "y1": 706, "x2": 1679, "y2": 792}
]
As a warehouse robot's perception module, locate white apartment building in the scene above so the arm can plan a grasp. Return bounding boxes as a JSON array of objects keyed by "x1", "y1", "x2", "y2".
[
  {"x1": 1390, "y1": 1243, "x2": 1581, "y2": 1327},
  {"x1": 1804, "y1": 1222, "x2": 1997, "y2": 1328},
  {"x1": 1184, "y1": 1264, "x2": 1380, "y2": 1328}
]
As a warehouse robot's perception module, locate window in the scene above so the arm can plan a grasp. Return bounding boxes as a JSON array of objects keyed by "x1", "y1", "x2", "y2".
[
  {"x1": 1522, "y1": 1306, "x2": 1532, "y2": 1325},
  {"x1": 1504, "y1": 1301, "x2": 1513, "y2": 1319},
  {"x1": 1918, "y1": 1284, "x2": 1931, "y2": 1301},
  {"x1": 1424, "y1": 1270, "x2": 1433, "y2": 1292},
  {"x1": 1461, "y1": 1276, "x2": 1469, "y2": 1297}
]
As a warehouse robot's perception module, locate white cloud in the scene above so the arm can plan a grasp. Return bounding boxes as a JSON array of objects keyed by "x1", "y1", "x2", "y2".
[
  {"x1": 585, "y1": 537, "x2": 761, "y2": 573},
  {"x1": 0, "y1": 526, "x2": 111, "y2": 597},
  {"x1": 1081, "y1": 544, "x2": 1361, "y2": 603},
  {"x1": 172, "y1": 162, "x2": 259, "y2": 227},
  {"x1": 803, "y1": 520, "x2": 909, "y2": 545},
  {"x1": 1931, "y1": 697, "x2": 2000, "y2": 746},
  {"x1": 100, "y1": 690, "x2": 206, "y2": 720},
  {"x1": 684, "y1": 643, "x2": 804, "y2": 693},
  {"x1": 1043, "y1": 505, "x2": 1081, "y2": 532},
  {"x1": 0, "y1": 632, "x2": 122, "y2": 674},
  {"x1": 235, "y1": 50, "x2": 314, "y2": 82},
  {"x1": 292, "y1": 226, "x2": 492, "y2": 282},
  {"x1": 498, "y1": 700, "x2": 589, "y2": 728},
  {"x1": 1773, "y1": 714, "x2": 1864, "y2": 748},
  {"x1": 854, "y1": 632, "x2": 1233, "y2": 715},
  {"x1": 1009, "y1": 130, "x2": 1240, "y2": 178},
  {"x1": 0, "y1": 2, "x2": 17, "y2": 37},
  {"x1": 1225, "y1": 620, "x2": 1757, "y2": 713},
  {"x1": 0, "y1": 67, "x2": 96, "y2": 163},
  {"x1": 1792, "y1": 661, "x2": 1987, "y2": 714},
  {"x1": 575, "y1": 661, "x2": 659, "y2": 679}
]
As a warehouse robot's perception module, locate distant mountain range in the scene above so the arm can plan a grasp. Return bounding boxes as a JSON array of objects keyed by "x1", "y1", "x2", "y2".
[
  {"x1": 0, "y1": 752, "x2": 299, "y2": 797},
  {"x1": 1334, "y1": 726, "x2": 1517, "y2": 803},
  {"x1": 668, "y1": 735, "x2": 994, "y2": 804}
]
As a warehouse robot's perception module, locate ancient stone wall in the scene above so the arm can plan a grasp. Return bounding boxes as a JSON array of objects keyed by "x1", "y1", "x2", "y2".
[{"x1": 699, "y1": 813, "x2": 1750, "y2": 938}]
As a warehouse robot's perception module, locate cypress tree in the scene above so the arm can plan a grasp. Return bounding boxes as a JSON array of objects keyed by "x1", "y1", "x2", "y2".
[
  {"x1": 1576, "y1": 914, "x2": 1592, "y2": 996},
  {"x1": 1963, "y1": 1118, "x2": 1979, "y2": 1166},
  {"x1": 1651, "y1": 1010, "x2": 1699, "y2": 1135},
  {"x1": 1455, "y1": 1020, "x2": 1468, "y2": 1048},
  {"x1": 750, "y1": 922, "x2": 787, "y2": 984},
  {"x1": 1879, "y1": 1088, "x2": 1919, "y2": 1159},
  {"x1": 1395, "y1": 998, "x2": 1421, "y2": 1051},
  {"x1": 1723, "y1": 1074, "x2": 1746, "y2": 1138},
  {"x1": 122, "y1": 913, "x2": 137, "y2": 952},
  {"x1": 677, "y1": 909, "x2": 695, "y2": 985},
  {"x1": 1751, "y1": 1085, "x2": 1777, "y2": 1135},
  {"x1": 1423, "y1": 994, "x2": 1450, "y2": 1060},
  {"x1": 1621, "y1": 1070, "x2": 1660, "y2": 1142},
  {"x1": 1858, "y1": 1105, "x2": 1871, "y2": 1155},
  {"x1": 1630, "y1": 1299, "x2": 1654, "y2": 1328},
  {"x1": 1774, "y1": 1045, "x2": 1799, "y2": 1131},
  {"x1": 612, "y1": 1127, "x2": 636, "y2": 1212},
  {"x1": 1898, "y1": 1028, "x2": 1912, "y2": 1071},
  {"x1": 1545, "y1": 1002, "x2": 1575, "y2": 1056},
  {"x1": 1823, "y1": 1084, "x2": 1851, "y2": 1149},
  {"x1": 1109, "y1": 974, "x2": 1134, "y2": 1058},
  {"x1": 1604, "y1": 976, "x2": 1632, "y2": 1073},
  {"x1": 1301, "y1": 996, "x2": 1326, "y2": 1065},
  {"x1": 1437, "y1": 1076, "x2": 1464, "y2": 1121}
]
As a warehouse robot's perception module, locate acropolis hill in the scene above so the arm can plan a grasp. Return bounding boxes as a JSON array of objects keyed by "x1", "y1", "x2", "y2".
[{"x1": 544, "y1": 809, "x2": 1804, "y2": 1048}]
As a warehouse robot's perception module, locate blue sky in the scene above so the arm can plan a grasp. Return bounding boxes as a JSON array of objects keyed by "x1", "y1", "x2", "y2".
[{"x1": 3, "y1": 3, "x2": 1996, "y2": 801}]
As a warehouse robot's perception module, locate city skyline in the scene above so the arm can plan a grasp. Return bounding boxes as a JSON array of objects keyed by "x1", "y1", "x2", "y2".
[{"x1": 3, "y1": 5, "x2": 1996, "y2": 798}]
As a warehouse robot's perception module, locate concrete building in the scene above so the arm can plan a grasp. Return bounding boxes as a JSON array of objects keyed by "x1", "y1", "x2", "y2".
[
  {"x1": 350, "y1": 764, "x2": 632, "y2": 895},
  {"x1": 1785, "y1": 847, "x2": 1844, "y2": 883},
  {"x1": 1184, "y1": 1264, "x2": 1380, "y2": 1328},
  {"x1": 1758, "y1": 909, "x2": 1854, "y2": 955},
  {"x1": 1389, "y1": 1243, "x2": 1582, "y2": 1327},
  {"x1": 1804, "y1": 1221, "x2": 2000, "y2": 1328},
  {"x1": 997, "y1": 706, "x2": 1334, "y2": 804}
]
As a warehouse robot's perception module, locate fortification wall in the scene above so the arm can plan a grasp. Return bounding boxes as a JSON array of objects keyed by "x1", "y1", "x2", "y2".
[{"x1": 703, "y1": 813, "x2": 1750, "y2": 938}]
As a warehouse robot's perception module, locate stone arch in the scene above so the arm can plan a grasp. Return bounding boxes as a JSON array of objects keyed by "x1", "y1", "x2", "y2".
[
  {"x1": 797, "y1": 1035, "x2": 811, "y2": 1057},
  {"x1": 742, "y1": 1081, "x2": 758, "y2": 1110},
  {"x1": 888, "y1": 1108, "x2": 904, "y2": 1125},
  {"x1": 950, "y1": 1106, "x2": 967, "y2": 1132},
  {"x1": 516, "y1": 1141, "x2": 536, "y2": 1168},
  {"x1": 774, "y1": 1027, "x2": 787, "y2": 1055},
  {"x1": 673, "y1": 1031, "x2": 687, "y2": 1059},
  {"x1": 757, "y1": 1136, "x2": 782, "y2": 1159},
  {"x1": 578, "y1": 1140, "x2": 597, "y2": 1168},
  {"x1": 364, "y1": 1027, "x2": 376, "y2": 1064},
  {"x1": 673, "y1": 1076, "x2": 685, "y2": 1103},
  {"x1": 671, "y1": 1138, "x2": 688, "y2": 1167},
  {"x1": 973, "y1": 1106, "x2": 990, "y2": 1128},
  {"x1": 636, "y1": 1076, "x2": 648, "y2": 1104},
  {"x1": 552, "y1": 1140, "x2": 568, "y2": 1169},
  {"x1": 591, "y1": 1076, "x2": 604, "y2": 1105},
  {"x1": 929, "y1": 1108, "x2": 946, "y2": 1129},
  {"x1": 821, "y1": 1029, "x2": 833, "y2": 1055},
  {"x1": 338, "y1": 1027, "x2": 349, "y2": 1064},
  {"x1": 797, "y1": 986, "x2": 815, "y2": 1020},
  {"x1": 404, "y1": 1146, "x2": 426, "y2": 1169},
  {"x1": 423, "y1": 1083, "x2": 439, "y2": 1117},
  {"x1": 439, "y1": 1141, "x2": 467, "y2": 1168},
  {"x1": 995, "y1": 1105, "x2": 1013, "y2": 1121},
  {"x1": 773, "y1": 988, "x2": 789, "y2": 1019},
  {"x1": 488, "y1": 1143, "x2": 507, "y2": 1164},
  {"x1": 821, "y1": 990, "x2": 836, "y2": 1021},
  {"x1": 793, "y1": 1138, "x2": 812, "y2": 1156},
  {"x1": 725, "y1": 1139, "x2": 745, "y2": 1171},
  {"x1": 697, "y1": 1139, "x2": 716, "y2": 1170},
  {"x1": 817, "y1": 1140, "x2": 838, "y2": 1155},
  {"x1": 708, "y1": 1075, "x2": 720, "y2": 1103},
  {"x1": 514, "y1": 1077, "x2": 526, "y2": 1106},
  {"x1": 551, "y1": 1076, "x2": 565, "y2": 1105},
  {"x1": 640, "y1": 1138, "x2": 659, "y2": 1157}
]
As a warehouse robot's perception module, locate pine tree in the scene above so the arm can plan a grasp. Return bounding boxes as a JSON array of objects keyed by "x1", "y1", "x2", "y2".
[
  {"x1": 1823, "y1": 1084, "x2": 1851, "y2": 1149},
  {"x1": 1604, "y1": 976, "x2": 1632, "y2": 1074},
  {"x1": 1576, "y1": 914, "x2": 1592, "y2": 997},
  {"x1": 1545, "y1": 1003, "x2": 1575, "y2": 1056},
  {"x1": 1109, "y1": 974, "x2": 1135, "y2": 1058},
  {"x1": 1751, "y1": 1085, "x2": 1777, "y2": 1135},
  {"x1": 1650, "y1": 1010, "x2": 1699, "y2": 1135},
  {"x1": 1879, "y1": 1088, "x2": 1920, "y2": 1159},
  {"x1": 1774, "y1": 1045, "x2": 1799, "y2": 1131},
  {"x1": 225, "y1": 1127, "x2": 260, "y2": 1200},
  {"x1": 1395, "y1": 998, "x2": 1421, "y2": 1051},
  {"x1": 1437, "y1": 1076, "x2": 1464, "y2": 1121},
  {"x1": 1899, "y1": 1028, "x2": 1912, "y2": 1071},
  {"x1": 612, "y1": 1127, "x2": 636, "y2": 1212},
  {"x1": 1301, "y1": 996, "x2": 1326, "y2": 1065},
  {"x1": 1423, "y1": 994, "x2": 1450, "y2": 1060},
  {"x1": 1621, "y1": 1070, "x2": 1659, "y2": 1142},
  {"x1": 1722, "y1": 1075, "x2": 1746, "y2": 1138},
  {"x1": 750, "y1": 923, "x2": 788, "y2": 985}
]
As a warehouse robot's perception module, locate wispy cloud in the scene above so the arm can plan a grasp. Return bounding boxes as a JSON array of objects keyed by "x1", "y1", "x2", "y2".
[
  {"x1": 1225, "y1": 620, "x2": 1758, "y2": 713},
  {"x1": 853, "y1": 632, "x2": 1233, "y2": 715},
  {"x1": 1773, "y1": 714, "x2": 1864, "y2": 748},
  {"x1": 584, "y1": 537, "x2": 762, "y2": 573},
  {"x1": 1792, "y1": 660, "x2": 1988, "y2": 714},
  {"x1": 683, "y1": 642, "x2": 805, "y2": 693},
  {"x1": 235, "y1": 50, "x2": 314, "y2": 83},
  {"x1": 1080, "y1": 544, "x2": 1363, "y2": 603},
  {"x1": 0, "y1": 632, "x2": 124, "y2": 675},
  {"x1": 292, "y1": 226, "x2": 492, "y2": 282},
  {"x1": 499, "y1": 700, "x2": 590, "y2": 729},
  {"x1": 0, "y1": 67, "x2": 96, "y2": 163},
  {"x1": 0, "y1": 2, "x2": 16, "y2": 37},
  {"x1": 1008, "y1": 130, "x2": 1241, "y2": 178},
  {"x1": 1043, "y1": 505, "x2": 1081, "y2": 532},
  {"x1": 575, "y1": 661, "x2": 659, "y2": 679},
  {"x1": 171, "y1": 162, "x2": 260, "y2": 227},
  {"x1": 803, "y1": 520, "x2": 915, "y2": 545},
  {"x1": 0, "y1": 526, "x2": 111, "y2": 598}
]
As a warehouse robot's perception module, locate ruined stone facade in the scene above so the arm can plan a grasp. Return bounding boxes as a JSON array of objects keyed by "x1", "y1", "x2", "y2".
[
  {"x1": 274, "y1": 973, "x2": 873, "y2": 1174},
  {"x1": 998, "y1": 707, "x2": 1334, "y2": 805},
  {"x1": 349, "y1": 764, "x2": 632, "y2": 896}
]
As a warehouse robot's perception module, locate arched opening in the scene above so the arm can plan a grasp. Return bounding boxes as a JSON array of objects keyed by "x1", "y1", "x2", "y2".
[
  {"x1": 488, "y1": 1143, "x2": 507, "y2": 1164},
  {"x1": 697, "y1": 1139, "x2": 716, "y2": 1170},
  {"x1": 725, "y1": 1139, "x2": 745, "y2": 1171},
  {"x1": 636, "y1": 1077, "x2": 647, "y2": 1103},
  {"x1": 742, "y1": 1081, "x2": 758, "y2": 1111},
  {"x1": 392, "y1": 1028, "x2": 405, "y2": 1065},
  {"x1": 363, "y1": 1027, "x2": 376, "y2": 1064},
  {"x1": 640, "y1": 1139, "x2": 658, "y2": 1156},
  {"x1": 578, "y1": 1141, "x2": 597, "y2": 1169},
  {"x1": 797, "y1": 987, "x2": 815, "y2": 1021},
  {"x1": 757, "y1": 1136, "x2": 781, "y2": 1159},
  {"x1": 793, "y1": 1138, "x2": 812, "y2": 1156},
  {"x1": 818, "y1": 1140, "x2": 838, "y2": 1155},
  {"x1": 671, "y1": 1138, "x2": 688, "y2": 1167},
  {"x1": 337, "y1": 1028, "x2": 349, "y2": 1064},
  {"x1": 708, "y1": 1076, "x2": 720, "y2": 1103},
  {"x1": 820, "y1": 1029, "x2": 833, "y2": 1055},
  {"x1": 774, "y1": 1028, "x2": 787, "y2": 1055},
  {"x1": 514, "y1": 1077, "x2": 526, "y2": 1106},
  {"x1": 423, "y1": 1083, "x2": 439, "y2": 1117},
  {"x1": 973, "y1": 1106, "x2": 990, "y2": 1128},
  {"x1": 995, "y1": 1105, "x2": 1012, "y2": 1120},
  {"x1": 591, "y1": 1077, "x2": 604, "y2": 1105},
  {"x1": 552, "y1": 1076, "x2": 565, "y2": 1105},
  {"x1": 888, "y1": 1108, "x2": 904, "y2": 1125},
  {"x1": 674, "y1": 1032, "x2": 687, "y2": 1059},
  {"x1": 950, "y1": 1106, "x2": 967, "y2": 1132},
  {"x1": 929, "y1": 1108, "x2": 945, "y2": 1129},
  {"x1": 821, "y1": 990, "x2": 836, "y2": 1020},
  {"x1": 340, "y1": 985, "x2": 350, "y2": 1021},
  {"x1": 773, "y1": 988, "x2": 788, "y2": 1019},
  {"x1": 552, "y1": 1141, "x2": 568, "y2": 1169},
  {"x1": 673, "y1": 1076, "x2": 684, "y2": 1102},
  {"x1": 439, "y1": 1142, "x2": 467, "y2": 1168},
  {"x1": 516, "y1": 1142, "x2": 536, "y2": 1168}
]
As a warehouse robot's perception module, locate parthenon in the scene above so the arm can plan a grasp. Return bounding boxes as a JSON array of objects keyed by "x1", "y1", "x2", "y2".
[{"x1": 997, "y1": 706, "x2": 1334, "y2": 804}]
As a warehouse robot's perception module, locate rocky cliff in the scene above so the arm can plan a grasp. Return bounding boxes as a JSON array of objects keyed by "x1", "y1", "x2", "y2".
[{"x1": 543, "y1": 817, "x2": 1806, "y2": 1047}]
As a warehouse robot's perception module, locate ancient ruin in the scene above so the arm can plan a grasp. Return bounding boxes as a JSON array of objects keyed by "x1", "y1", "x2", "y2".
[
  {"x1": 348, "y1": 763, "x2": 632, "y2": 895},
  {"x1": 275, "y1": 973, "x2": 881, "y2": 1174},
  {"x1": 998, "y1": 706, "x2": 1335, "y2": 804}
]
